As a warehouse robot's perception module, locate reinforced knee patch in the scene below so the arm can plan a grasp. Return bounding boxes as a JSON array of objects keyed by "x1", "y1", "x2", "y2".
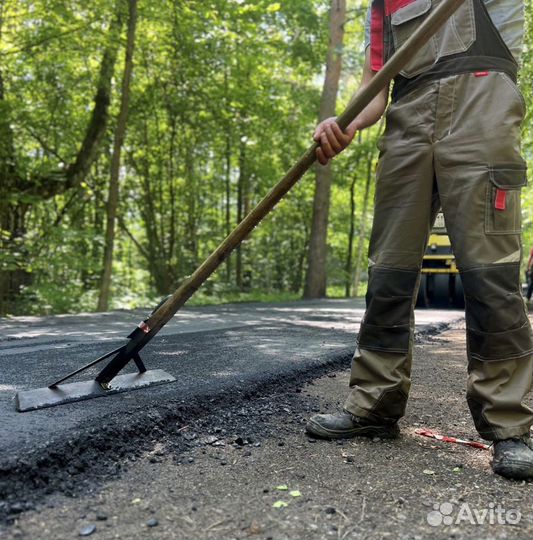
[
  {"x1": 358, "y1": 266, "x2": 419, "y2": 353},
  {"x1": 461, "y1": 264, "x2": 533, "y2": 361}
]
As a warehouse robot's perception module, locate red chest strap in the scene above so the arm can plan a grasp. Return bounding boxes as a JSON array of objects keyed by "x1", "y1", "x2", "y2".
[
  {"x1": 370, "y1": 0, "x2": 417, "y2": 72},
  {"x1": 385, "y1": 0, "x2": 417, "y2": 15},
  {"x1": 370, "y1": 2, "x2": 385, "y2": 71}
]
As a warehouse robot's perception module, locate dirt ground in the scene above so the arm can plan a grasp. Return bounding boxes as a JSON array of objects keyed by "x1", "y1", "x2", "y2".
[{"x1": 2, "y1": 325, "x2": 532, "y2": 540}]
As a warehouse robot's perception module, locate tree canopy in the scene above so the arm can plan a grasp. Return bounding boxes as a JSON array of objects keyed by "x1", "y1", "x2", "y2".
[{"x1": 0, "y1": 0, "x2": 532, "y2": 315}]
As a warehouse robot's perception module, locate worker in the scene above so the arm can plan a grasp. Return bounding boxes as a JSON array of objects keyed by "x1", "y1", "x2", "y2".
[{"x1": 306, "y1": 0, "x2": 533, "y2": 480}]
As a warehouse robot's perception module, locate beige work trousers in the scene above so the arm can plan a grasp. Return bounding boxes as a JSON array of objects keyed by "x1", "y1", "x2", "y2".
[{"x1": 345, "y1": 72, "x2": 533, "y2": 441}]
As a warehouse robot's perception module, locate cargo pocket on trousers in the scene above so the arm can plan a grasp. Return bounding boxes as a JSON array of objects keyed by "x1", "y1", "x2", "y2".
[
  {"x1": 391, "y1": 0, "x2": 475, "y2": 78},
  {"x1": 485, "y1": 164, "x2": 527, "y2": 235}
]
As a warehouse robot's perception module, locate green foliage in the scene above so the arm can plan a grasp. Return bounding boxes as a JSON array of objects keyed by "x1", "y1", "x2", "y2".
[
  {"x1": 1, "y1": 0, "x2": 341, "y2": 315},
  {"x1": 2, "y1": 0, "x2": 532, "y2": 315}
]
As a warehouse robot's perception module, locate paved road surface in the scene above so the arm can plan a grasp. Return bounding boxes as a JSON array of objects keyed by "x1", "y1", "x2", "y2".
[{"x1": 1, "y1": 299, "x2": 461, "y2": 455}]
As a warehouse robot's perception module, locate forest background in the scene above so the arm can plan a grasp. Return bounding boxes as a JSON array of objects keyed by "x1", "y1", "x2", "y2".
[{"x1": 0, "y1": 0, "x2": 532, "y2": 316}]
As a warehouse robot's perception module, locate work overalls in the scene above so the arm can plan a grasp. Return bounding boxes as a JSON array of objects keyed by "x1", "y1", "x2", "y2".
[{"x1": 345, "y1": 0, "x2": 533, "y2": 440}]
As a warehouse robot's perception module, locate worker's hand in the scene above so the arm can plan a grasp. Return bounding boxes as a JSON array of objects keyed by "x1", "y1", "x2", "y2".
[
  {"x1": 313, "y1": 118, "x2": 356, "y2": 166},
  {"x1": 313, "y1": 89, "x2": 388, "y2": 166}
]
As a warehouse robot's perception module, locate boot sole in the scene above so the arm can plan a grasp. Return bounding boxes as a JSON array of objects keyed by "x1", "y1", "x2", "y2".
[
  {"x1": 493, "y1": 460, "x2": 533, "y2": 481},
  {"x1": 306, "y1": 419, "x2": 400, "y2": 440}
]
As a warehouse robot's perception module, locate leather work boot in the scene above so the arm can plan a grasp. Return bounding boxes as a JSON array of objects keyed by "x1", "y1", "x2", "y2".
[
  {"x1": 306, "y1": 411, "x2": 400, "y2": 440},
  {"x1": 492, "y1": 435, "x2": 533, "y2": 480}
]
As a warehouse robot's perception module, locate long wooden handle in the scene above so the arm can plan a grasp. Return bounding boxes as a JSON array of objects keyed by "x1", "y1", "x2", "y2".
[{"x1": 146, "y1": 0, "x2": 465, "y2": 334}]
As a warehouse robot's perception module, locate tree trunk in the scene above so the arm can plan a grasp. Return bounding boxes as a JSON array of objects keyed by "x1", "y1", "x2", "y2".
[
  {"x1": 167, "y1": 117, "x2": 177, "y2": 269},
  {"x1": 91, "y1": 161, "x2": 105, "y2": 288},
  {"x1": 345, "y1": 132, "x2": 363, "y2": 297},
  {"x1": 303, "y1": 0, "x2": 346, "y2": 299},
  {"x1": 224, "y1": 67, "x2": 232, "y2": 283},
  {"x1": 97, "y1": 0, "x2": 138, "y2": 311},
  {"x1": 353, "y1": 150, "x2": 374, "y2": 297},
  {"x1": 185, "y1": 140, "x2": 199, "y2": 274},
  {"x1": 236, "y1": 139, "x2": 247, "y2": 291},
  {"x1": 345, "y1": 174, "x2": 357, "y2": 297}
]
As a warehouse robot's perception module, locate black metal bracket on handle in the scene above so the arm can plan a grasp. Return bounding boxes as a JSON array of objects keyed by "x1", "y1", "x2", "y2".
[
  {"x1": 47, "y1": 297, "x2": 171, "y2": 390},
  {"x1": 94, "y1": 328, "x2": 150, "y2": 387},
  {"x1": 47, "y1": 337, "x2": 147, "y2": 390}
]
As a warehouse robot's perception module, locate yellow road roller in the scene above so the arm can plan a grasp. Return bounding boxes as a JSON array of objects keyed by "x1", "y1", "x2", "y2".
[{"x1": 416, "y1": 212, "x2": 465, "y2": 309}]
